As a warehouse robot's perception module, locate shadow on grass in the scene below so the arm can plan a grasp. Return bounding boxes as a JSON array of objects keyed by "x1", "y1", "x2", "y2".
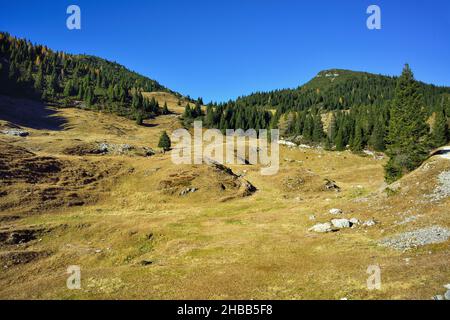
[{"x1": 0, "y1": 95, "x2": 67, "y2": 131}]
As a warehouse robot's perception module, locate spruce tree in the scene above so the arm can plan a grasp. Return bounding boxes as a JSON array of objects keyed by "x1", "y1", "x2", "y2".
[
  {"x1": 370, "y1": 117, "x2": 386, "y2": 152},
  {"x1": 194, "y1": 101, "x2": 202, "y2": 118},
  {"x1": 385, "y1": 64, "x2": 430, "y2": 182},
  {"x1": 205, "y1": 105, "x2": 215, "y2": 127},
  {"x1": 351, "y1": 121, "x2": 363, "y2": 152},
  {"x1": 183, "y1": 104, "x2": 192, "y2": 119},
  {"x1": 335, "y1": 127, "x2": 345, "y2": 151},
  {"x1": 312, "y1": 114, "x2": 324, "y2": 142},
  {"x1": 135, "y1": 111, "x2": 144, "y2": 125},
  {"x1": 302, "y1": 114, "x2": 313, "y2": 142},
  {"x1": 432, "y1": 108, "x2": 448, "y2": 148},
  {"x1": 162, "y1": 102, "x2": 169, "y2": 115},
  {"x1": 63, "y1": 80, "x2": 73, "y2": 96},
  {"x1": 158, "y1": 131, "x2": 171, "y2": 151},
  {"x1": 34, "y1": 66, "x2": 44, "y2": 92}
]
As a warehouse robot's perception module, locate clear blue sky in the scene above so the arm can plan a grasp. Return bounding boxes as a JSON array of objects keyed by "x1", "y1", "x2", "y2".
[{"x1": 1, "y1": 0, "x2": 449, "y2": 102}]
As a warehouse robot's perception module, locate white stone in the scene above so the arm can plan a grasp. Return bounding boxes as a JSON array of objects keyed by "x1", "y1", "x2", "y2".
[
  {"x1": 445, "y1": 290, "x2": 450, "y2": 300},
  {"x1": 331, "y1": 219, "x2": 351, "y2": 229},
  {"x1": 329, "y1": 208, "x2": 343, "y2": 215},
  {"x1": 363, "y1": 219, "x2": 376, "y2": 227},
  {"x1": 309, "y1": 222, "x2": 333, "y2": 233}
]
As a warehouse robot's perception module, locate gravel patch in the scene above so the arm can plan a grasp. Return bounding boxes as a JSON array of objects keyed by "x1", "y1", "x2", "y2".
[
  {"x1": 427, "y1": 171, "x2": 450, "y2": 202},
  {"x1": 380, "y1": 226, "x2": 450, "y2": 250}
]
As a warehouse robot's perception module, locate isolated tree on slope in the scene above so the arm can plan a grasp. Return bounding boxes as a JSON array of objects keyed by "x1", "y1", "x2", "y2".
[
  {"x1": 158, "y1": 131, "x2": 171, "y2": 152},
  {"x1": 385, "y1": 64, "x2": 430, "y2": 182}
]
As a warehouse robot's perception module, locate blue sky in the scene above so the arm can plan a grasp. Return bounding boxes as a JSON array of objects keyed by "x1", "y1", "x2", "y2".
[{"x1": 1, "y1": 0, "x2": 449, "y2": 102}]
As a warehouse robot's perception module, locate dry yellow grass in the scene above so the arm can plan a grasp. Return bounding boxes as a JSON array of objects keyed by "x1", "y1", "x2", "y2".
[{"x1": 0, "y1": 96, "x2": 449, "y2": 300}]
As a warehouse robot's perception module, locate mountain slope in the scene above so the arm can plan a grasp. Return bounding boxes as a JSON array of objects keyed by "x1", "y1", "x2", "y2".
[{"x1": 0, "y1": 32, "x2": 183, "y2": 120}]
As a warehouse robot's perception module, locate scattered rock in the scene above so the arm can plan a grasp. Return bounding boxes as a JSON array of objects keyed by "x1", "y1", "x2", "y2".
[
  {"x1": 0, "y1": 229, "x2": 45, "y2": 246},
  {"x1": 0, "y1": 251, "x2": 50, "y2": 268},
  {"x1": 445, "y1": 290, "x2": 450, "y2": 300},
  {"x1": 323, "y1": 179, "x2": 341, "y2": 192},
  {"x1": 331, "y1": 218, "x2": 352, "y2": 229},
  {"x1": 329, "y1": 208, "x2": 343, "y2": 215},
  {"x1": 1, "y1": 129, "x2": 29, "y2": 137},
  {"x1": 98, "y1": 143, "x2": 134, "y2": 155},
  {"x1": 140, "y1": 260, "x2": 153, "y2": 266},
  {"x1": 363, "y1": 219, "x2": 377, "y2": 227},
  {"x1": 432, "y1": 295, "x2": 444, "y2": 300},
  {"x1": 238, "y1": 179, "x2": 257, "y2": 197},
  {"x1": 142, "y1": 147, "x2": 156, "y2": 157},
  {"x1": 309, "y1": 215, "x2": 316, "y2": 221},
  {"x1": 396, "y1": 215, "x2": 421, "y2": 226},
  {"x1": 350, "y1": 218, "x2": 361, "y2": 226},
  {"x1": 179, "y1": 187, "x2": 198, "y2": 196},
  {"x1": 380, "y1": 226, "x2": 450, "y2": 250},
  {"x1": 278, "y1": 140, "x2": 297, "y2": 147},
  {"x1": 309, "y1": 222, "x2": 334, "y2": 233}
]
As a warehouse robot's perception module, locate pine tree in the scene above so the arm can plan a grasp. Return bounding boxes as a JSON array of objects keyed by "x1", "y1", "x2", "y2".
[
  {"x1": 162, "y1": 102, "x2": 169, "y2": 115},
  {"x1": 432, "y1": 108, "x2": 448, "y2": 148},
  {"x1": 205, "y1": 105, "x2": 215, "y2": 127},
  {"x1": 158, "y1": 131, "x2": 171, "y2": 151},
  {"x1": 302, "y1": 114, "x2": 313, "y2": 142},
  {"x1": 63, "y1": 80, "x2": 73, "y2": 96},
  {"x1": 8, "y1": 61, "x2": 17, "y2": 81},
  {"x1": 369, "y1": 117, "x2": 386, "y2": 152},
  {"x1": 194, "y1": 101, "x2": 202, "y2": 118},
  {"x1": 335, "y1": 127, "x2": 345, "y2": 151},
  {"x1": 324, "y1": 137, "x2": 333, "y2": 151},
  {"x1": 34, "y1": 66, "x2": 44, "y2": 92},
  {"x1": 351, "y1": 121, "x2": 363, "y2": 152},
  {"x1": 183, "y1": 104, "x2": 193, "y2": 118},
  {"x1": 84, "y1": 87, "x2": 94, "y2": 107},
  {"x1": 135, "y1": 111, "x2": 144, "y2": 125},
  {"x1": 312, "y1": 114, "x2": 324, "y2": 142},
  {"x1": 385, "y1": 64, "x2": 430, "y2": 182},
  {"x1": 48, "y1": 71, "x2": 58, "y2": 96}
]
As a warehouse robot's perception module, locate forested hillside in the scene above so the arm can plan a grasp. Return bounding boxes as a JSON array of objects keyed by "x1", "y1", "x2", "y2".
[
  {"x1": 0, "y1": 32, "x2": 180, "y2": 121},
  {"x1": 186, "y1": 69, "x2": 450, "y2": 154},
  {"x1": 236, "y1": 69, "x2": 450, "y2": 113}
]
